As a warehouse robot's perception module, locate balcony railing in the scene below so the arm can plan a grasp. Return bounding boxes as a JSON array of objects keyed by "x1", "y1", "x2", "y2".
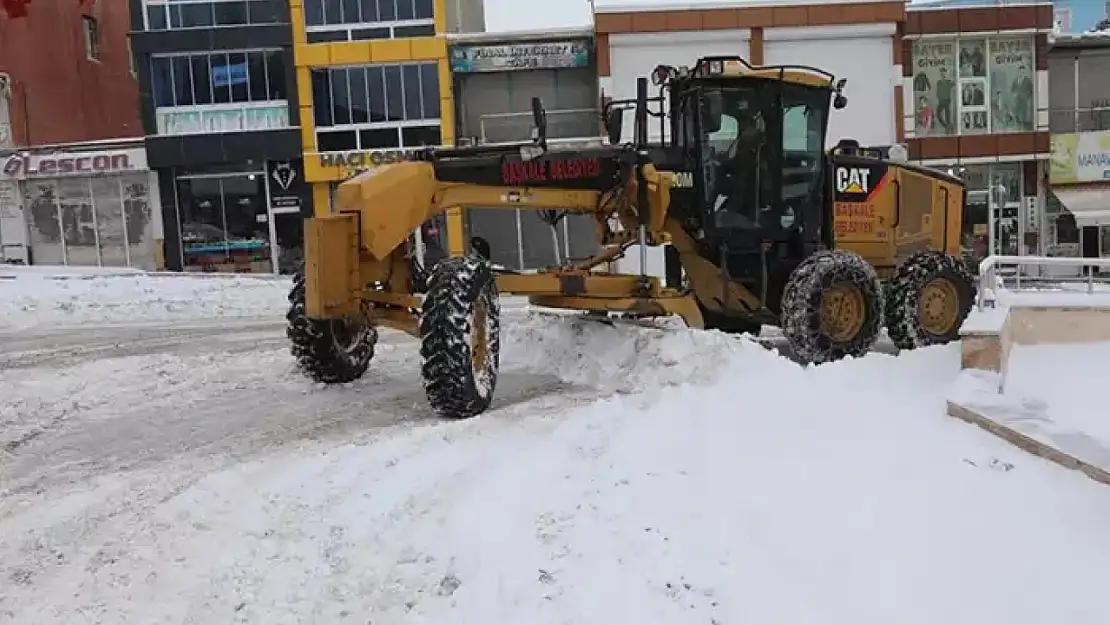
[
  {"x1": 1049, "y1": 107, "x2": 1110, "y2": 134},
  {"x1": 475, "y1": 108, "x2": 600, "y2": 144}
]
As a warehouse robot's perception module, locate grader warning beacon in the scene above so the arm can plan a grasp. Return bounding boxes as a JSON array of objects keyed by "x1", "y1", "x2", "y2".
[{"x1": 288, "y1": 55, "x2": 976, "y2": 419}]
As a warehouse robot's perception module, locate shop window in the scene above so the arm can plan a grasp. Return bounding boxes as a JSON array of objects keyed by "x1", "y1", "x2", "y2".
[
  {"x1": 177, "y1": 173, "x2": 273, "y2": 273},
  {"x1": 302, "y1": 0, "x2": 434, "y2": 41},
  {"x1": 959, "y1": 163, "x2": 1024, "y2": 267},
  {"x1": 23, "y1": 174, "x2": 156, "y2": 269},
  {"x1": 911, "y1": 36, "x2": 1035, "y2": 137},
  {"x1": 142, "y1": 0, "x2": 284, "y2": 30},
  {"x1": 312, "y1": 62, "x2": 441, "y2": 152}
]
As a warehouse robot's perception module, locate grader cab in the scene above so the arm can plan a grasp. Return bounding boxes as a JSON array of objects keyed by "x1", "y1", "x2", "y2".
[{"x1": 289, "y1": 55, "x2": 976, "y2": 419}]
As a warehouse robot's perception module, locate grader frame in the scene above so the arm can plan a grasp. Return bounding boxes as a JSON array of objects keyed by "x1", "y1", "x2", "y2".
[{"x1": 290, "y1": 55, "x2": 976, "y2": 419}]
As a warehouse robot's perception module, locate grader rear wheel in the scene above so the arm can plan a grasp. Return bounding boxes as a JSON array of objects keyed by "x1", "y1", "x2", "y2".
[
  {"x1": 287, "y1": 271, "x2": 378, "y2": 384},
  {"x1": 419, "y1": 255, "x2": 501, "y2": 419},
  {"x1": 781, "y1": 250, "x2": 882, "y2": 364},
  {"x1": 884, "y1": 251, "x2": 975, "y2": 350}
]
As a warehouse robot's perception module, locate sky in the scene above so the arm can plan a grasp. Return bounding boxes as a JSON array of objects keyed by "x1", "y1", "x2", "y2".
[{"x1": 483, "y1": 0, "x2": 594, "y2": 32}]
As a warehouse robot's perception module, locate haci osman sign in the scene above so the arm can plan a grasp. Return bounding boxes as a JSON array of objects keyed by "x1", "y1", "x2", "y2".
[
  {"x1": 1, "y1": 149, "x2": 147, "y2": 180},
  {"x1": 317, "y1": 149, "x2": 430, "y2": 178}
]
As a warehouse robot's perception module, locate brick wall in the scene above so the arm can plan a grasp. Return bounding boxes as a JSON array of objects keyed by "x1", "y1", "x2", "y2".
[{"x1": 0, "y1": 0, "x2": 141, "y2": 146}]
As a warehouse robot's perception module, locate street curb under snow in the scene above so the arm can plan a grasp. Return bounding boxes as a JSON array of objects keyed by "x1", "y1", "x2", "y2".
[{"x1": 0, "y1": 267, "x2": 292, "y2": 282}]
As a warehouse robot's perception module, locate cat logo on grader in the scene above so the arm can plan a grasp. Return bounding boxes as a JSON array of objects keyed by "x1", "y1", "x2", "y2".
[{"x1": 835, "y1": 166, "x2": 871, "y2": 194}]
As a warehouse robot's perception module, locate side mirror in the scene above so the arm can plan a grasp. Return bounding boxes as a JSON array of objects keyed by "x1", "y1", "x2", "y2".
[
  {"x1": 605, "y1": 108, "x2": 624, "y2": 144},
  {"x1": 703, "y1": 91, "x2": 723, "y2": 133},
  {"x1": 531, "y1": 96, "x2": 548, "y2": 145},
  {"x1": 834, "y1": 94, "x2": 848, "y2": 110}
]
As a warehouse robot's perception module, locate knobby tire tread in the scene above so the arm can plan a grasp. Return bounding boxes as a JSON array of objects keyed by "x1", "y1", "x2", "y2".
[
  {"x1": 420, "y1": 255, "x2": 501, "y2": 419},
  {"x1": 286, "y1": 270, "x2": 377, "y2": 384},
  {"x1": 884, "y1": 250, "x2": 976, "y2": 351}
]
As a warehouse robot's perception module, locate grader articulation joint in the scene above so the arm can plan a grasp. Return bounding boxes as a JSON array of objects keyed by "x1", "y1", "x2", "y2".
[{"x1": 286, "y1": 55, "x2": 976, "y2": 419}]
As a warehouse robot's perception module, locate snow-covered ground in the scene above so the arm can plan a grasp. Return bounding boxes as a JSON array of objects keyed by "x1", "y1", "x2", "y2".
[
  {"x1": 1005, "y1": 341, "x2": 1110, "y2": 443},
  {"x1": 3, "y1": 269, "x2": 1110, "y2": 624},
  {"x1": 0, "y1": 267, "x2": 292, "y2": 331}
]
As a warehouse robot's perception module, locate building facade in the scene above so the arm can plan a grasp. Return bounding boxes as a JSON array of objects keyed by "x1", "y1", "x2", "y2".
[
  {"x1": 1047, "y1": 34, "x2": 1110, "y2": 261},
  {"x1": 290, "y1": 0, "x2": 483, "y2": 265},
  {"x1": 0, "y1": 0, "x2": 148, "y2": 266},
  {"x1": 594, "y1": 0, "x2": 906, "y2": 276},
  {"x1": 451, "y1": 27, "x2": 601, "y2": 270},
  {"x1": 903, "y1": 3, "x2": 1053, "y2": 269},
  {"x1": 130, "y1": 0, "x2": 310, "y2": 274},
  {"x1": 0, "y1": 141, "x2": 163, "y2": 268}
]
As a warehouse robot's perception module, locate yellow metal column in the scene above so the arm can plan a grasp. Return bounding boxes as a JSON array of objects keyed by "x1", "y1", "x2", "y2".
[{"x1": 312, "y1": 183, "x2": 331, "y2": 216}]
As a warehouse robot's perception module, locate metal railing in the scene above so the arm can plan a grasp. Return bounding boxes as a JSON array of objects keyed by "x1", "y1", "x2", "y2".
[
  {"x1": 477, "y1": 108, "x2": 599, "y2": 144},
  {"x1": 1048, "y1": 107, "x2": 1110, "y2": 133},
  {"x1": 976, "y1": 255, "x2": 1110, "y2": 309}
]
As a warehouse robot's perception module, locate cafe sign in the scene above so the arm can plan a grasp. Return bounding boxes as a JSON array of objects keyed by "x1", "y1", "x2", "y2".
[
  {"x1": 450, "y1": 40, "x2": 590, "y2": 73},
  {"x1": 1, "y1": 147, "x2": 147, "y2": 180}
]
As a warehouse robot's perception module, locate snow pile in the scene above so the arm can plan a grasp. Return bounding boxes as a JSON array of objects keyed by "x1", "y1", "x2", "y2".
[
  {"x1": 502, "y1": 310, "x2": 763, "y2": 392},
  {"x1": 0, "y1": 271, "x2": 292, "y2": 331},
  {"x1": 8, "y1": 334, "x2": 1110, "y2": 624}
]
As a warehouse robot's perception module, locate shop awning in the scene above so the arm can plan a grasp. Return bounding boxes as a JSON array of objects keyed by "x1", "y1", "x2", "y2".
[{"x1": 1052, "y1": 187, "x2": 1110, "y2": 227}]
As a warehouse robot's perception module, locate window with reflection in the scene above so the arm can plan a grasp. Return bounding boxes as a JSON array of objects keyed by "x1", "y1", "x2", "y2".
[
  {"x1": 302, "y1": 0, "x2": 435, "y2": 43},
  {"x1": 911, "y1": 35, "x2": 1035, "y2": 137},
  {"x1": 143, "y1": 0, "x2": 284, "y2": 30},
  {"x1": 151, "y1": 50, "x2": 287, "y2": 107},
  {"x1": 151, "y1": 50, "x2": 289, "y2": 135},
  {"x1": 312, "y1": 62, "x2": 441, "y2": 152}
]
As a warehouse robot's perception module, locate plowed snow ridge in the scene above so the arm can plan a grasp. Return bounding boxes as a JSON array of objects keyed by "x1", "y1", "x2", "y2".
[{"x1": 3, "y1": 312, "x2": 1109, "y2": 625}]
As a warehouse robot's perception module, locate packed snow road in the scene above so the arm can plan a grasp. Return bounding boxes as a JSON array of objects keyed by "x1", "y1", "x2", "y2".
[{"x1": 2, "y1": 270, "x2": 1109, "y2": 625}]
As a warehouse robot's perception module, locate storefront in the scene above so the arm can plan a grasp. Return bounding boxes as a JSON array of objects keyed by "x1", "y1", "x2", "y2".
[
  {"x1": 904, "y1": 4, "x2": 1054, "y2": 272},
  {"x1": 946, "y1": 161, "x2": 1036, "y2": 269},
  {"x1": 166, "y1": 158, "x2": 311, "y2": 274},
  {"x1": 1046, "y1": 129, "x2": 1110, "y2": 262},
  {"x1": 0, "y1": 141, "x2": 164, "y2": 269}
]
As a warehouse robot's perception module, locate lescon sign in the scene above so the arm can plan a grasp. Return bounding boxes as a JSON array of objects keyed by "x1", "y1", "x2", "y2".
[
  {"x1": 2, "y1": 151, "x2": 135, "y2": 179},
  {"x1": 319, "y1": 149, "x2": 424, "y2": 176}
]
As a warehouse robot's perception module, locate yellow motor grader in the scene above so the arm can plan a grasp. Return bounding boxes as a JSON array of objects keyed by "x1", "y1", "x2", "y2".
[{"x1": 288, "y1": 56, "x2": 975, "y2": 418}]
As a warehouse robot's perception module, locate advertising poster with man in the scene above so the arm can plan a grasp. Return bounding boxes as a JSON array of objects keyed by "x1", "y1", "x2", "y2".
[
  {"x1": 912, "y1": 41, "x2": 957, "y2": 136},
  {"x1": 989, "y1": 37, "x2": 1035, "y2": 133}
]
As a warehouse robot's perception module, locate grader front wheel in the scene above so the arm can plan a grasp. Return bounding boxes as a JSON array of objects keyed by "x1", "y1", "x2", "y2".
[
  {"x1": 419, "y1": 255, "x2": 502, "y2": 419},
  {"x1": 884, "y1": 251, "x2": 976, "y2": 350},
  {"x1": 287, "y1": 271, "x2": 378, "y2": 384},
  {"x1": 781, "y1": 250, "x2": 883, "y2": 364}
]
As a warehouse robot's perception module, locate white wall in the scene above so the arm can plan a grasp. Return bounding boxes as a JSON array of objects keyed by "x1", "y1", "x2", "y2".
[
  {"x1": 764, "y1": 23, "x2": 897, "y2": 148},
  {"x1": 605, "y1": 30, "x2": 751, "y2": 144}
]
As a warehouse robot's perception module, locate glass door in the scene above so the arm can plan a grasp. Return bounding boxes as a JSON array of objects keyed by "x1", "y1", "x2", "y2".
[{"x1": 988, "y1": 164, "x2": 1021, "y2": 258}]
